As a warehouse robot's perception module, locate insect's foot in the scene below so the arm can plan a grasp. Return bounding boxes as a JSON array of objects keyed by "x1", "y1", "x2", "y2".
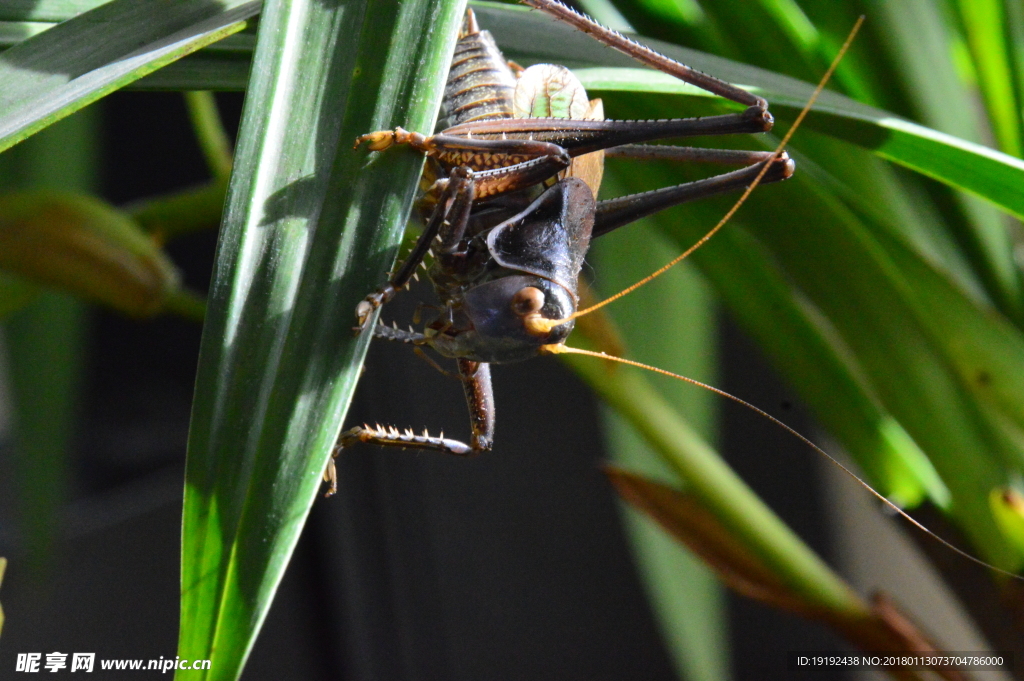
[
  {"x1": 743, "y1": 104, "x2": 774, "y2": 132},
  {"x1": 322, "y1": 457, "x2": 338, "y2": 497},
  {"x1": 354, "y1": 129, "x2": 397, "y2": 151},
  {"x1": 354, "y1": 287, "x2": 394, "y2": 334},
  {"x1": 353, "y1": 127, "x2": 429, "y2": 152},
  {"x1": 752, "y1": 152, "x2": 796, "y2": 185},
  {"x1": 775, "y1": 153, "x2": 796, "y2": 181},
  {"x1": 354, "y1": 299, "x2": 377, "y2": 333}
]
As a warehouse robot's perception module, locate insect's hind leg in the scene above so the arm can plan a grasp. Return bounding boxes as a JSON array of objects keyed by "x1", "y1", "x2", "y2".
[
  {"x1": 323, "y1": 360, "x2": 495, "y2": 497},
  {"x1": 604, "y1": 145, "x2": 784, "y2": 166},
  {"x1": 521, "y1": 0, "x2": 765, "y2": 111},
  {"x1": 594, "y1": 154, "x2": 795, "y2": 237}
]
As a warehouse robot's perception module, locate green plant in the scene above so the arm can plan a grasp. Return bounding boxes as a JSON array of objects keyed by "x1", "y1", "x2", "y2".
[{"x1": 3, "y1": 0, "x2": 1024, "y2": 678}]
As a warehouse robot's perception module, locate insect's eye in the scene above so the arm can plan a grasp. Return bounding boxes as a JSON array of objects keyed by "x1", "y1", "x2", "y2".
[{"x1": 511, "y1": 286, "x2": 545, "y2": 316}]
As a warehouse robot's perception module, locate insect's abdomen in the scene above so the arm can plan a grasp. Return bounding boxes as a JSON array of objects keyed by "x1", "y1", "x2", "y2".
[{"x1": 436, "y1": 11, "x2": 517, "y2": 131}]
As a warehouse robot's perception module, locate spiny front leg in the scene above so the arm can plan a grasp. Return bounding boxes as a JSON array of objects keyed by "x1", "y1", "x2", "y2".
[
  {"x1": 321, "y1": 426, "x2": 477, "y2": 493},
  {"x1": 593, "y1": 156, "x2": 794, "y2": 237},
  {"x1": 323, "y1": 360, "x2": 495, "y2": 497},
  {"x1": 321, "y1": 425, "x2": 476, "y2": 497},
  {"x1": 353, "y1": 167, "x2": 476, "y2": 333}
]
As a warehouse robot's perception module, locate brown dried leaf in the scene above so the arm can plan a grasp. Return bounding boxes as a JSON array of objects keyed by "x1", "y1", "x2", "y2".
[{"x1": 608, "y1": 467, "x2": 965, "y2": 681}]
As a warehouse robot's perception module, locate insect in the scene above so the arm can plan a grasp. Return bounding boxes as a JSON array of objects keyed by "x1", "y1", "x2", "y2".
[
  {"x1": 319, "y1": 7, "x2": 1024, "y2": 670},
  {"x1": 322, "y1": 0, "x2": 793, "y2": 495}
]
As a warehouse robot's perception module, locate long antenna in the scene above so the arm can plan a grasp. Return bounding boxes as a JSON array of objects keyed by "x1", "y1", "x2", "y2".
[
  {"x1": 526, "y1": 16, "x2": 864, "y2": 338},
  {"x1": 544, "y1": 343, "x2": 1024, "y2": 581}
]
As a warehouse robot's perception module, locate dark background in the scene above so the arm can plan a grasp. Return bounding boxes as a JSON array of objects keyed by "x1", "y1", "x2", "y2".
[{"x1": 0, "y1": 91, "x2": 846, "y2": 680}]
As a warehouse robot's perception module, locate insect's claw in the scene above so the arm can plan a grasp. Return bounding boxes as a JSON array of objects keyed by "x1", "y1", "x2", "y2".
[
  {"x1": 353, "y1": 127, "x2": 429, "y2": 152},
  {"x1": 353, "y1": 129, "x2": 397, "y2": 151},
  {"x1": 354, "y1": 287, "x2": 395, "y2": 335},
  {"x1": 354, "y1": 300, "x2": 375, "y2": 333},
  {"x1": 323, "y1": 458, "x2": 338, "y2": 497},
  {"x1": 743, "y1": 104, "x2": 774, "y2": 131}
]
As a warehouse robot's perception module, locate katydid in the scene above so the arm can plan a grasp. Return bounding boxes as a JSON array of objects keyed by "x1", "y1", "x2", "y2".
[{"x1": 325, "y1": 0, "x2": 792, "y2": 483}]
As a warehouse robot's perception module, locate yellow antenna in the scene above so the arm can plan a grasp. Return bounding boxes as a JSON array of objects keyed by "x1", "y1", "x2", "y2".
[
  {"x1": 526, "y1": 16, "x2": 865, "y2": 337},
  {"x1": 543, "y1": 343, "x2": 1024, "y2": 581}
]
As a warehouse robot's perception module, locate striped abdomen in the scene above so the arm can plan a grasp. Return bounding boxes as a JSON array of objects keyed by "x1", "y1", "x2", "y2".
[{"x1": 436, "y1": 10, "x2": 517, "y2": 131}]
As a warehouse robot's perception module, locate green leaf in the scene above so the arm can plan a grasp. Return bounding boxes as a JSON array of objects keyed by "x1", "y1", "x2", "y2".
[
  {"x1": 606, "y1": 467, "x2": 846, "y2": 615},
  {"x1": 133, "y1": 34, "x2": 257, "y2": 92},
  {"x1": 0, "y1": 0, "x2": 259, "y2": 154},
  {"x1": 606, "y1": 146, "x2": 1018, "y2": 567},
  {"x1": 1, "y1": 108, "x2": 97, "y2": 577},
  {"x1": 562, "y1": 65, "x2": 1024, "y2": 224},
  {"x1": 5, "y1": 293, "x2": 86, "y2": 573},
  {"x1": 952, "y1": 0, "x2": 1021, "y2": 157},
  {"x1": 184, "y1": 91, "x2": 234, "y2": 183},
  {"x1": 990, "y1": 489, "x2": 1024, "y2": 559},
  {"x1": 0, "y1": 2, "x2": 103, "y2": 22},
  {"x1": 0, "y1": 272, "x2": 40, "y2": 318},
  {"x1": 177, "y1": 0, "x2": 467, "y2": 678},
  {"x1": 598, "y1": 149, "x2": 947, "y2": 508}
]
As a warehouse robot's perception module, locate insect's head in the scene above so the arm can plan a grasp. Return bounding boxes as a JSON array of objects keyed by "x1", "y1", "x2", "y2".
[
  {"x1": 423, "y1": 179, "x2": 593, "y2": 363},
  {"x1": 423, "y1": 273, "x2": 576, "y2": 363}
]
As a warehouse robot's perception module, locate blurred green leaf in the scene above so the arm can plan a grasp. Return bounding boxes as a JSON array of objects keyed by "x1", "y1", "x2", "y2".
[
  {"x1": 5, "y1": 293, "x2": 85, "y2": 574},
  {"x1": 629, "y1": 156, "x2": 1020, "y2": 568},
  {"x1": 990, "y1": 489, "x2": 1024, "y2": 560},
  {"x1": 1, "y1": 108, "x2": 96, "y2": 577},
  {"x1": 0, "y1": 0, "x2": 259, "y2": 154},
  {"x1": 1, "y1": 2, "x2": 102, "y2": 22},
  {"x1": 0, "y1": 192, "x2": 180, "y2": 317},
  {"x1": 184, "y1": 91, "x2": 233, "y2": 183},
  {"x1": 0, "y1": 272, "x2": 40, "y2": 318},
  {"x1": 952, "y1": 0, "x2": 1020, "y2": 157},
  {"x1": 606, "y1": 467, "x2": 849, "y2": 615}
]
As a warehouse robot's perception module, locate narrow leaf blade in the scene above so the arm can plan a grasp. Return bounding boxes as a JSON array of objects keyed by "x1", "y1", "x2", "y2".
[{"x1": 177, "y1": 0, "x2": 467, "y2": 678}]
